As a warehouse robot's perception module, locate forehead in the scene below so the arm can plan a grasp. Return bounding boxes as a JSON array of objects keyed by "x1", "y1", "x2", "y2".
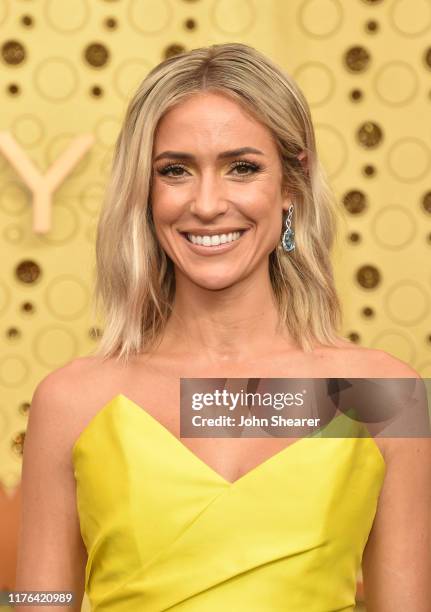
[{"x1": 153, "y1": 92, "x2": 276, "y2": 151}]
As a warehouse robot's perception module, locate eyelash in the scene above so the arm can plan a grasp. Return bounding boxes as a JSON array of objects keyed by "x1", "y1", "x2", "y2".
[{"x1": 156, "y1": 160, "x2": 262, "y2": 179}]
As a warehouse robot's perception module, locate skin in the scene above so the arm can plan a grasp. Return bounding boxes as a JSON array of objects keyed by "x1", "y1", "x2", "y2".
[{"x1": 15, "y1": 91, "x2": 431, "y2": 611}]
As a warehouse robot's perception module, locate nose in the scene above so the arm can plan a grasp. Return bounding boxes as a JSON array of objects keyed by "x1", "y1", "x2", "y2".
[{"x1": 189, "y1": 169, "x2": 229, "y2": 220}]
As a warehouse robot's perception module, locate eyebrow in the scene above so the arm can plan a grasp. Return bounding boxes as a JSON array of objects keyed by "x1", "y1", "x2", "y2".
[{"x1": 153, "y1": 147, "x2": 265, "y2": 162}]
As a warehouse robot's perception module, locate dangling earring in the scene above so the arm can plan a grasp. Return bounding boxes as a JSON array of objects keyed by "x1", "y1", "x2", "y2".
[{"x1": 281, "y1": 203, "x2": 295, "y2": 252}]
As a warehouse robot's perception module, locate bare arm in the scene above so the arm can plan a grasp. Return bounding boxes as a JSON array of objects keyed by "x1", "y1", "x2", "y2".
[
  {"x1": 362, "y1": 356, "x2": 431, "y2": 610},
  {"x1": 15, "y1": 369, "x2": 87, "y2": 611}
]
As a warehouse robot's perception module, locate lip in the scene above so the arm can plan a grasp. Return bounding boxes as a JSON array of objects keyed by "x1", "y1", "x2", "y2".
[
  {"x1": 178, "y1": 228, "x2": 250, "y2": 256},
  {"x1": 179, "y1": 227, "x2": 249, "y2": 236}
]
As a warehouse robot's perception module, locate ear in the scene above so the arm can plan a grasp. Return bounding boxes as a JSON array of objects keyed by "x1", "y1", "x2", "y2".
[
  {"x1": 281, "y1": 192, "x2": 292, "y2": 213},
  {"x1": 297, "y1": 150, "x2": 308, "y2": 174}
]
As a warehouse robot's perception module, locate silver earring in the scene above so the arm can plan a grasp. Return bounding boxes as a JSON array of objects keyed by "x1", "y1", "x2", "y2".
[{"x1": 281, "y1": 204, "x2": 295, "y2": 252}]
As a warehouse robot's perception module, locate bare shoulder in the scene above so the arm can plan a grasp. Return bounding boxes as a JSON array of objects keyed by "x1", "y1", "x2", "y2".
[
  {"x1": 328, "y1": 341, "x2": 421, "y2": 379},
  {"x1": 353, "y1": 346, "x2": 421, "y2": 378},
  {"x1": 33, "y1": 354, "x2": 122, "y2": 402},
  {"x1": 29, "y1": 355, "x2": 120, "y2": 458},
  {"x1": 377, "y1": 349, "x2": 422, "y2": 378},
  {"x1": 348, "y1": 348, "x2": 427, "y2": 466},
  {"x1": 313, "y1": 337, "x2": 421, "y2": 379},
  {"x1": 31, "y1": 356, "x2": 103, "y2": 414}
]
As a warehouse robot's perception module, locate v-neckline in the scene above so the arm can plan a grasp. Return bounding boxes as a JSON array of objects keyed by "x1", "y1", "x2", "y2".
[
  {"x1": 121, "y1": 393, "x2": 332, "y2": 487},
  {"x1": 73, "y1": 393, "x2": 381, "y2": 488}
]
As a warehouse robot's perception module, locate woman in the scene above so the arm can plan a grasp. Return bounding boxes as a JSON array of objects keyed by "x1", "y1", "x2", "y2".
[{"x1": 16, "y1": 43, "x2": 431, "y2": 611}]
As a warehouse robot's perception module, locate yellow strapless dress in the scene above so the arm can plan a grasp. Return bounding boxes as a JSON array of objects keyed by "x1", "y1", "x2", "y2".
[{"x1": 72, "y1": 393, "x2": 386, "y2": 612}]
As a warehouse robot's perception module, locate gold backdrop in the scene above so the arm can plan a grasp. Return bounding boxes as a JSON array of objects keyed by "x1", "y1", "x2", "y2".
[{"x1": 1, "y1": 1, "x2": 430, "y2": 608}]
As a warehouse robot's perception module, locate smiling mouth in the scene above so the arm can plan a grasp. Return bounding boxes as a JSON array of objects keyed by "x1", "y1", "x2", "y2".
[{"x1": 180, "y1": 229, "x2": 248, "y2": 247}]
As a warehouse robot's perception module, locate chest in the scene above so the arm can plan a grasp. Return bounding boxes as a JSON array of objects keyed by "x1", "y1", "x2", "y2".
[{"x1": 106, "y1": 355, "x2": 362, "y2": 484}]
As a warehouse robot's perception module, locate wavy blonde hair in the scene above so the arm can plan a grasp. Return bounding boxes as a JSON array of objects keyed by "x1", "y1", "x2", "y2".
[{"x1": 89, "y1": 42, "x2": 345, "y2": 363}]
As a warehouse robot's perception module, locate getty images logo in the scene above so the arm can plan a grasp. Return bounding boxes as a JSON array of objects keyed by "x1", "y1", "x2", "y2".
[{"x1": 191, "y1": 388, "x2": 307, "y2": 412}]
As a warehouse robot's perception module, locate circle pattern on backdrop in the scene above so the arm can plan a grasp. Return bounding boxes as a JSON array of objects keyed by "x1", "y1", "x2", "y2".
[{"x1": 1, "y1": 0, "x2": 431, "y2": 490}]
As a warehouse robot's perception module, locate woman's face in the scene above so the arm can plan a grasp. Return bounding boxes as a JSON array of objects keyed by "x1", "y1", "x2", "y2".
[{"x1": 150, "y1": 91, "x2": 292, "y2": 290}]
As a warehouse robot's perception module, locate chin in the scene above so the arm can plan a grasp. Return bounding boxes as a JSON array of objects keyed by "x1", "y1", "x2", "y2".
[{"x1": 188, "y1": 274, "x2": 241, "y2": 292}]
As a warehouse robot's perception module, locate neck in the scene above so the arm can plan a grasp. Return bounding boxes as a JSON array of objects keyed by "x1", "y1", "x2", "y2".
[{"x1": 158, "y1": 266, "x2": 297, "y2": 363}]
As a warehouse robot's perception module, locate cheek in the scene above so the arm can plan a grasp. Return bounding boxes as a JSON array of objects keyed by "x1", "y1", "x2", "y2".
[
  {"x1": 151, "y1": 183, "x2": 185, "y2": 224},
  {"x1": 242, "y1": 183, "x2": 283, "y2": 222},
  {"x1": 243, "y1": 184, "x2": 284, "y2": 245}
]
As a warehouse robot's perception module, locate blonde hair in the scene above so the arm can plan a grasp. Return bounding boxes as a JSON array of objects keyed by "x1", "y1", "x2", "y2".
[{"x1": 90, "y1": 42, "x2": 345, "y2": 364}]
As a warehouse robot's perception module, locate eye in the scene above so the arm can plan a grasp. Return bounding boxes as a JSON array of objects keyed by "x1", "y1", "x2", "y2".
[
  {"x1": 230, "y1": 160, "x2": 261, "y2": 177},
  {"x1": 155, "y1": 159, "x2": 262, "y2": 179},
  {"x1": 157, "y1": 163, "x2": 188, "y2": 178}
]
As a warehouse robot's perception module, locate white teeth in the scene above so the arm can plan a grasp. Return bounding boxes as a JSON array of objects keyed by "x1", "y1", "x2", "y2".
[{"x1": 186, "y1": 231, "x2": 244, "y2": 246}]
